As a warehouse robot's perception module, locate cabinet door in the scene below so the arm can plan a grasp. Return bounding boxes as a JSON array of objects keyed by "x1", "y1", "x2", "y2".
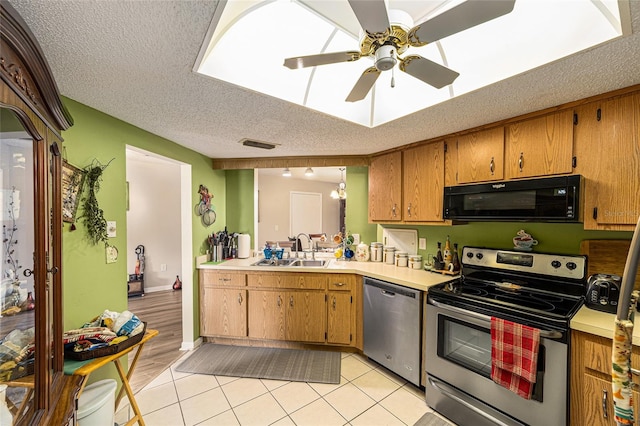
[
  {"x1": 456, "y1": 127, "x2": 505, "y2": 183},
  {"x1": 505, "y1": 110, "x2": 574, "y2": 178},
  {"x1": 285, "y1": 291, "x2": 326, "y2": 343},
  {"x1": 327, "y1": 292, "x2": 352, "y2": 345},
  {"x1": 574, "y1": 93, "x2": 640, "y2": 230},
  {"x1": 201, "y1": 288, "x2": 247, "y2": 337},
  {"x1": 402, "y1": 141, "x2": 445, "y2": 222},
  {"x1": 248, "y1": 290, "x2": 285, "y2": 340},
  {"x1": 581, "y1": 374, "x2": 631, "y2": 426},
  {"x1": 369, "y1": 151, "x2": 402, "y2": 221}
]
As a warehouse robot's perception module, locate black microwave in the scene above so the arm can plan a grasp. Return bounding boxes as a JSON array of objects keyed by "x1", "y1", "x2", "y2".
[{"x1": 443, "y1": 175, "x2": 583, "y2": 222}]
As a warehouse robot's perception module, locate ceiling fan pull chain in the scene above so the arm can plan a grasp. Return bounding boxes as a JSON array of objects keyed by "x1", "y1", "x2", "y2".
[{"x1": 391, "y1": 66, "x2": 395, "y2": 88}]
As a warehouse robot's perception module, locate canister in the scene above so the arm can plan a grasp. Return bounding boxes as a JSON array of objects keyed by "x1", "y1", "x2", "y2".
[
  {"x1": 409, "y1": 255, "x2": 423, "y2": 270},
  {"x1": 370, "y1": 242, "x2": 383, "y2": 262},
  {"x1": 395, "y1": 252, "x2": 408, "y2": 267},
  {"x1": 383, "y1": 246, "x2": 396, "y2": 264}
]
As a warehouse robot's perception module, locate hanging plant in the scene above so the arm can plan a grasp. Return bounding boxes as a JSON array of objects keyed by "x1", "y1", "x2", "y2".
[{"x1": 79, "y1": 159, "x2": 113, "y2": 247}]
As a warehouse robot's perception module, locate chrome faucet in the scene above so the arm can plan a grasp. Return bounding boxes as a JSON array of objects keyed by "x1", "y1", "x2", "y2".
[{"x1": 294, "y1": 233, "x2": 314, "y2": 259}]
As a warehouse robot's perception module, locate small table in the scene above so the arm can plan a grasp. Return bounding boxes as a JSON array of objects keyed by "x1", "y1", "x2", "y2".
[{"x1": 64, "y1": 329, "x2": 159, "y2": 426}]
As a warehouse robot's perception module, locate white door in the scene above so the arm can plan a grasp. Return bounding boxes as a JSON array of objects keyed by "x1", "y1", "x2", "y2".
[{"x1": 290, "y1": 191, "x2": 322, "y2": 236}]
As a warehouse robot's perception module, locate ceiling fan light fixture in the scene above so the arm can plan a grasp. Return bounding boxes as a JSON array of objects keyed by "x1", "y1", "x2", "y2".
[
  {"x1": 305, "y1": 167, "x2": 314, "y2": 176},
  {"x1": 375, "y1": 44, "x2": 397, "y2": 71},
  {"x1": 282, "y1": 167, "x2": 291, "y2": 177},
  {"x1": 332, "y1": 168, "x2": 347, "y2": 200}
]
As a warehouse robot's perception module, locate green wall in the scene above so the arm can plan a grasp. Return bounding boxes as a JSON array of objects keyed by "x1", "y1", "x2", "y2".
[
  {"x1": 61, "y1": 97, "x2": 225, "y2": 339},
  {"x1": 345, "y1": 167, "x2": 377, "y2": 244},
  {"x1": 225, "y1": 169, "x2": 255, "y2": 246}
]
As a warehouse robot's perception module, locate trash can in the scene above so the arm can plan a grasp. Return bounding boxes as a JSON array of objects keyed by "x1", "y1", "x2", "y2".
[{"x1": 77, "y1": 379, "x2": 117, "y2": 426}]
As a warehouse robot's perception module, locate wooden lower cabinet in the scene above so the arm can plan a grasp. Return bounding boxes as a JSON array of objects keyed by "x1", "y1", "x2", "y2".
[
  {"x1": 201, "y1": 287, "x2": 247, "y2": 337},
  {"x1": 327, "y1": 291, "x2": 352, "y2": 345},
  {"x1": 201, "y1": 270, "x2": 359, "y2": 348},
  {"x1": 571, "y1": 330, "x2": 640, "y2": 426},
  {"x1": 285, "y1": 291, "x2": 326, "y2": 342},
  {"x1": 248, "y1": 290, "x2": 325, "y2": 343}
]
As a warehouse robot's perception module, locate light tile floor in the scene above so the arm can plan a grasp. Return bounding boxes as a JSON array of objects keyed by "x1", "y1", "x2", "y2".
[{"x1": 115, "y1": 351, "x2": 452, "y2": 426}]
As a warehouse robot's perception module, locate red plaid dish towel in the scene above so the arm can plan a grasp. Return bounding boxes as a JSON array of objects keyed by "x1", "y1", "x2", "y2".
[{"x1": 491, "y1": 317, "x2": 540, "y2": 399}]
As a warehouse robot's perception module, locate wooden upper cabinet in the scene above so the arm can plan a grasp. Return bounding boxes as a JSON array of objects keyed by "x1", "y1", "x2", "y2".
[
  {"x1": 505, "y1": 110, "x2": 574, "y2": 178},
  {"x1": 403, "y1": 141, "x2": 446, "y2": 222},
  {"x1": 455, "y1": 127, "x2": 505, "y2": 184},
  {"x1": 574, "y1": 93, "x2": 640, "y2": 230},
  {"x1": 369, "y1": 151, "x2": 402, "y2": 221}
]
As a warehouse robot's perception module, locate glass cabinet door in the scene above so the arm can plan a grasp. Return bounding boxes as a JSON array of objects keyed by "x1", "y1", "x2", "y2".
[{"x1": 0, "y1": 107, "x2": 37, "y2": 420}]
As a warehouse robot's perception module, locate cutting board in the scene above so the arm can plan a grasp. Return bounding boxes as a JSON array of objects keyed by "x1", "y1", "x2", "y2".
[{"x1": 580, "y1": 239, "x2": 640, "y2": 287}]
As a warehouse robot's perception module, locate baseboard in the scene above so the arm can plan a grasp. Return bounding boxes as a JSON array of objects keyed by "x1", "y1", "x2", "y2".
[
  {"x1": 144, "y1": 285, "x2": 174, "y2": 293},
  {"x1": 181, "y1": 337, "x2": 202, "y2": 351}
]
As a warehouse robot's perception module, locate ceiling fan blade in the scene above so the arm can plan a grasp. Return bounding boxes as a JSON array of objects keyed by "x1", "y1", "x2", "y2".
[
  {"x1": 284, "y1": 51, "x2": 361, "y2": 69},
  {"x1": 348, "y1": 0, "x2": 390, "y2": 35},
  {"x1": 346, "y1": 67, "x2": 381, "y2": 102},
  {"x1": 409, "y1": 0, "x2": 516, "y2": 46},
  {"x1": 399, "y1": 55, "x2": 459, "y2": 89}
]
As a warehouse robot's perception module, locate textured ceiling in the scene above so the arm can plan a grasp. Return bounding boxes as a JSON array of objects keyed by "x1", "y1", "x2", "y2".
[{"x1": 8, "y1": 0, "x2": 640, "y2": 160}]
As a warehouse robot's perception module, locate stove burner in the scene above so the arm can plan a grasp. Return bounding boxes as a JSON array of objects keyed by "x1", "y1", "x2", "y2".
[{"x1": 494, "y1": 294, "x2": 555, "y2": 312}]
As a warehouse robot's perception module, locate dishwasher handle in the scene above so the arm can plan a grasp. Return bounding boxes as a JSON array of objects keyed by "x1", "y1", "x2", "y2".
[{"x1": 381, "y1": 289, "x2": 396, "y2": 297}]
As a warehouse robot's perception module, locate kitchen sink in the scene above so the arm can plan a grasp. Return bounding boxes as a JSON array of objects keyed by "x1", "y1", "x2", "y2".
[
  {"x1": 251, "y1": 258, "x2": 298, "y2": 267},
  {"x1": 289, "y1": 259, "x2": 328, "y2": 267},
  {"x1": 251, "y1": 258, "x2": 328, "y2": 267}
]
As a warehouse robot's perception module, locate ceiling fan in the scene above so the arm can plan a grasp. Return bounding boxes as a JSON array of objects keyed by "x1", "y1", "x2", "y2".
[{"x1": 284, "y1": 0, "x2": 516, "y2": 102}]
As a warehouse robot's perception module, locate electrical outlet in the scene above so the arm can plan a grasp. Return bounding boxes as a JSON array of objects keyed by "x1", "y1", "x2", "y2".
[
  {"x1": 160, "y1": 263, "x2": 167, "y2": 272},
  {"x1": 352, "y1": 234, "x2": 360, "y2": 245},
  {"x1": 419, "y1": 238, "x2": 427, "y2": 250}
]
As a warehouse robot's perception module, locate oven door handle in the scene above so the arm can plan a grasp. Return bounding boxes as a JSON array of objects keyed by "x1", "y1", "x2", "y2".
[{"x1": 429, "y1": 299, "x2": 564, "y2": 340}]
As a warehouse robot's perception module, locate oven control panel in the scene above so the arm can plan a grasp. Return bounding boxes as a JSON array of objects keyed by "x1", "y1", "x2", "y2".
[{"x1": 461, "y1": 247, "x2": 587, "y2": 280}]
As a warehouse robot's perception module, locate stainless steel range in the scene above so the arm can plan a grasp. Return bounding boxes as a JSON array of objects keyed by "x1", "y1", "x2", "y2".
[{"x1": 425, "y1": 246, "x2": 587, "y2": 426}]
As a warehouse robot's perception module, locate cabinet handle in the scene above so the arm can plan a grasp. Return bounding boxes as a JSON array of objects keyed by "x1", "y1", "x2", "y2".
[
  {"x1": 518, "y1": 152, "x2": 524, "y2": 172},
  {"x1": 332, "y1": 297, "x2": 336, "y2": 310},
  {"x1": 237, "y1": 293, "x2": 243, "y2": 304},
  {"x1": 290, "y1": 296, "x2": 294, "y2": 307},
  {"x1": 333, "y1": 282, "x2": 345, "y2": 287},
  {"x1": 489, "y1": 157, "x2": 495, "y2": 175},
  {"x1": 392, "y1": 204, "x2": 397, "y2": 217},
  {"x1": 407, "y1": 203, "x2": 412, "y2": 217},
  {"x1": 602, "y1": 389, "x2": 608, "y2": 419},
  {"x1": 277, "y1": 295, "x2": 282, "y2": 307}
]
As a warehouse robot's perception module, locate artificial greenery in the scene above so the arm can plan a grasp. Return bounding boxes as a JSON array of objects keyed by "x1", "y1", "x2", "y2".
[{"x1": 79, "y1": 159, "x2": 113, "y2": 247}]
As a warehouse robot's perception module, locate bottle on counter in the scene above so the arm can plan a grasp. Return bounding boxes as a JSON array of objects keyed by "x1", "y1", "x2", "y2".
[
  {"x1": 436, "y1": 242, "x2": 443, "y2": 263},
  {"x1": 452, "y1": 243, "x2": 461, "y2": 272},
  {"x1": 443, "y1": 236, "x2": 452, "y2": 270}
]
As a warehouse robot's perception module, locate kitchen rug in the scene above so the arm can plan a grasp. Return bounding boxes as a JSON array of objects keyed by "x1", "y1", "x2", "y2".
[
  {"x1": 413, "y1": 412, "x2": 456, "y2": 426},
  {"x1": 175, "y1": 344, "x2": 341, "y2": 384}
]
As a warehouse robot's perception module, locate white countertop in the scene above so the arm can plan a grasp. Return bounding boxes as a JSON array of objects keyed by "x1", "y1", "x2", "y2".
[
  {"x1": 198, "y1": 256, "x2": 457, "y2": 292},
  {"x1": 571, "y1": 305, "x2": 640, "y2": 345}
]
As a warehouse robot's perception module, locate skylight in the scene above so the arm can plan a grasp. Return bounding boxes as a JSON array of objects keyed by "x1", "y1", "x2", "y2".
[{"x1": 196, "y1": 0, "x2": 629, "y2": 128}]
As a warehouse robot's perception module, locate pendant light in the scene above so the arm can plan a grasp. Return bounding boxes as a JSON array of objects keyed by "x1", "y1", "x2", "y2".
[
  {"x1": 305, "y1": 167, "x2": 314, "y2": 176},
  {"x1": 331, "y1": 168, "x2": 347, "y2": 199},
  {"x1": 282, "y1": 167, "x2": 291, "y2": 177}
]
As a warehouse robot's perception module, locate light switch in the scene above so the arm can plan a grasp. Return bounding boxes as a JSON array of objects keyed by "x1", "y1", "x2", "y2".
[
  {"x1": 419, "y1": 238, "x2": 427, "y2": 250},
  {"x1": 107, "y1": 221, "x2": 116, "y2": 238}
]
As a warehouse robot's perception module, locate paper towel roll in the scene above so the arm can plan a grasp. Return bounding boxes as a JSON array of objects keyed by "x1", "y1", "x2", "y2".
[{"x1": 237, "y1": 234, "x2": 251, "y2": 259}]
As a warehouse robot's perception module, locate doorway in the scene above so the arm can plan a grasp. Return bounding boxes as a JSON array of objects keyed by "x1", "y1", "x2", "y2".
[{"x1": 125, "y1": 147, "x2": 194, "y2": 371}]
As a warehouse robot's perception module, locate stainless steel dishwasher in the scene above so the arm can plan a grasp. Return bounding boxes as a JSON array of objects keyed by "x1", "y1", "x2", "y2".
[{"x1": 363, "y1": 277, "x2": 422, "y2": 386}]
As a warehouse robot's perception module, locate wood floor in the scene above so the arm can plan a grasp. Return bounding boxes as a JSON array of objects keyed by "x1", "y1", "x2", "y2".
[{"x1": 127, "y1": 289, "x2": 183, "y2": 394}]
